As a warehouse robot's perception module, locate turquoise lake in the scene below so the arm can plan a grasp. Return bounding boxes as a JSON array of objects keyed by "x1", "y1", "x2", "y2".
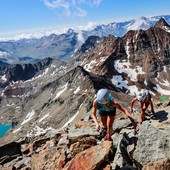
[{"x1": 0, "y1": 124, "x2": 12, "y2": 137}]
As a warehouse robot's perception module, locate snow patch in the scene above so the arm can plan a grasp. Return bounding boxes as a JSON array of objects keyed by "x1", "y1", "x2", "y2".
[
  {"x1": 0, "y1": 51, "x2": 8, "y2": 57},
  {"x1": 53, "y1": 83, "x2": 68, "y2": 100},
  {"x1": 38, "y1": 113, "x2": 50, "y2": 122},
  {"x1": 111, "y1": 75, "x2": 140, "y2": 96},
  {"x1": 1, "y1": 75, "x2": 7, "y2": 82},
  {"x1": 13, "y1": 127, "x2": 22, "y2": 133},
  {"x1": 114, "y1": 59, "x2": 145, "y2": 81},
  {"x1": 26, "y1": 126, "x2": 55, "y2": 137},
  {"x1": 83, "y1": 59, "x2": 97, "y2": 72},
  {"x1": 21, "y1": 110, "x2": 35, "y2": 125},
  {"x1": 74, "y1": 86, "x2": 80, "y2": 94},
  {"x1": 153, "y1": 84, "x2": 170, "y2": 95},
  {"x1": 62, "y1": 111, "x2": 79, "y2": 129}
]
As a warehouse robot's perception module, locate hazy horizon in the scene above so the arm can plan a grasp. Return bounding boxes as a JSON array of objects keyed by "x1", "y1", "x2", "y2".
[{"x1": 0, "y1": 0, "x2": 170, "y2": 40}]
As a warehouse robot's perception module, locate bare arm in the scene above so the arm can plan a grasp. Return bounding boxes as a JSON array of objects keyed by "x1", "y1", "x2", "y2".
[
  {"x1": 112, "y1": 100, "x2": 137, "y2": 128},
  {"x1": 91, "y1": 100, "x2": 100, "y2": 131},
  {"x1": 113, "y1": 100, "x2": 132, "y2": 117}
]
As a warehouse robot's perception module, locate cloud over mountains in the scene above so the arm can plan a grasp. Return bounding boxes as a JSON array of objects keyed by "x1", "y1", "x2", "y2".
[{"x1": 43, "y1": 0, "x2": 102, "y2": 17}]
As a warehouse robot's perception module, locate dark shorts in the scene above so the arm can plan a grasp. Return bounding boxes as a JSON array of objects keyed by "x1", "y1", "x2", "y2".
[{"x1": 98, "y1": 109, "x2": 116, "y2": 116}]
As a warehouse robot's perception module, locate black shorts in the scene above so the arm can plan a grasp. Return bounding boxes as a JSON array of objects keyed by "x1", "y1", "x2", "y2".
[{"x1": 98, "y1": 109, "x2": 116, "y2": 116}]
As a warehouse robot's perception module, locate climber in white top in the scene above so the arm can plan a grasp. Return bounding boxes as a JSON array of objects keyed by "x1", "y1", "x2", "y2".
[{"x1": 130, "y1": 89, "x2": 155, "y2": 123}]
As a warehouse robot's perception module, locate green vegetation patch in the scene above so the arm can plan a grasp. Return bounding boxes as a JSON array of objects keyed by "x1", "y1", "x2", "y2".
[{"x1": 159, "y1": 96, "x2": 169, "y2": 102}]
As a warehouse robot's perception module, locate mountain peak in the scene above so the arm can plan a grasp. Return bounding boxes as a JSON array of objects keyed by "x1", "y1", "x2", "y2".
[
  {"x1": 66, "y1": 28, "x2": 74, "y2": 35},
  {"x1": 154, "y1": 18, "x2": 170, "y2": 28}
]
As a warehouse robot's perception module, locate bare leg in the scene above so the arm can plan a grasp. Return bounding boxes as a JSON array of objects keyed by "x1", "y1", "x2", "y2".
[
  {"x1": 100, "y1": 116, "x2": 107, "y2": 137},
  {"x1": 107, "y1": 116, "x2": 115, "y2": 136},
  {"x1": 149, "y1": 101, "x2": 155, "y2": 114},
  {"x1": 100, "y1": 116, "x2": 107, "y2": 128},
  {"x1": 140, "y1": 103, "x2": 149, "y2": 123}
]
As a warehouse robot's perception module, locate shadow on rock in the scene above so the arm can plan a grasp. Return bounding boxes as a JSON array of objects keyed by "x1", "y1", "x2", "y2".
[
  {"x1": 119, "y1": 132, "x2": 142, "y2": 170},
  {"x1": 154, "y1": 110, "x2": 168, "y2": 122},
  {"x1": 119, "y1": 165, "x2": 138, "y2": 170}
]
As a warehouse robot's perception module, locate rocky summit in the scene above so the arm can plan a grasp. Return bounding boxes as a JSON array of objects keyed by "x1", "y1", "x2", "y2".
[{"x1": 0, "y1": 18, "x2": 170, "y2": 169}]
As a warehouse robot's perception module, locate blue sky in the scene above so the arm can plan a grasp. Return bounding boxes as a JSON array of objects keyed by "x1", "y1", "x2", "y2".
[{"x1": 0, "y1": 0, "x2": 170, "y2": 38}]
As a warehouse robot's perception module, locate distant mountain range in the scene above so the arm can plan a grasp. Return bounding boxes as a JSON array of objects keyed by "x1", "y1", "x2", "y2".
[{"x1": 0, "y1": 15, "x2": 170, "y2": 64}]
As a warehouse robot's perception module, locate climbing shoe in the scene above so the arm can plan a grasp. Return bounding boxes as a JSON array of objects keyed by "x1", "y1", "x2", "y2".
[{"x1": 104, "y1": 134, "x2": 112, "y2": 141}]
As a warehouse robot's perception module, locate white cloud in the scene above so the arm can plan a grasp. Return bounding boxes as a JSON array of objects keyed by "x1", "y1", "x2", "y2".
[
  {"x1": 77, "y1": 21, "x2": 97, "y2": 31},
  {"x1": 93, "y1": 0, "x2": 102, "y2": 6},
  {"x1": 78, "y1": 0, "x2": 102, "y2": 6},
  {"x1": 43, "y1": 0, "x2": 102, "y2": 17},
  {"x1": 43, "y1": 0, "x2": 69, "y2": 9},
  {"x1": 76, "y1": 7, "x2": 87, "y2": 17}
]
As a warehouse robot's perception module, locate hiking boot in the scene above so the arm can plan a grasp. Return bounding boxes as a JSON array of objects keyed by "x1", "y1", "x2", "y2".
[{"x1": 104, "y1": 134, "x2": 112, "y2": 141}]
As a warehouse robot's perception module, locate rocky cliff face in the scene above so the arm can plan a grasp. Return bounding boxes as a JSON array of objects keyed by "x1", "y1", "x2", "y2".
[{"x1": 81, "y1": 18, "x2": 170, "y2": 96}]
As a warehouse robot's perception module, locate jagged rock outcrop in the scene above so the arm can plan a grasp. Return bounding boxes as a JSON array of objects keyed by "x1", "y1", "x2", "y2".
[
  {"x1": 63, "y1": 141, "x2": 112, "y2": 170},
  {"x1": 73, "y1": 35, "x2": 101, "y2": 61},
  {"x1": 142, "y1": 158, "x2": 170, "y2": 170},
  {"x1": 154, "y1": 18, "x2": 170, "y2": 30},
  {"x1": 0, "y1": 142, "x2": 22, "y2": 164},
  {"x1": 133, "y1": 122, "x2": 170, "y2": 164}
]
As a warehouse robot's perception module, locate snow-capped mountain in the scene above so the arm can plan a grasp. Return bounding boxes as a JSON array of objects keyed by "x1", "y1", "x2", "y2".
[{"x1": 0, "y1": 15, "x2": 170, "y2": 64}]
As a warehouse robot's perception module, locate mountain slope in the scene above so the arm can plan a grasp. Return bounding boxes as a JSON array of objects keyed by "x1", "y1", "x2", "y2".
[{"x1": 0, "y1": 64, "x2": 122, "y2": 141}]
